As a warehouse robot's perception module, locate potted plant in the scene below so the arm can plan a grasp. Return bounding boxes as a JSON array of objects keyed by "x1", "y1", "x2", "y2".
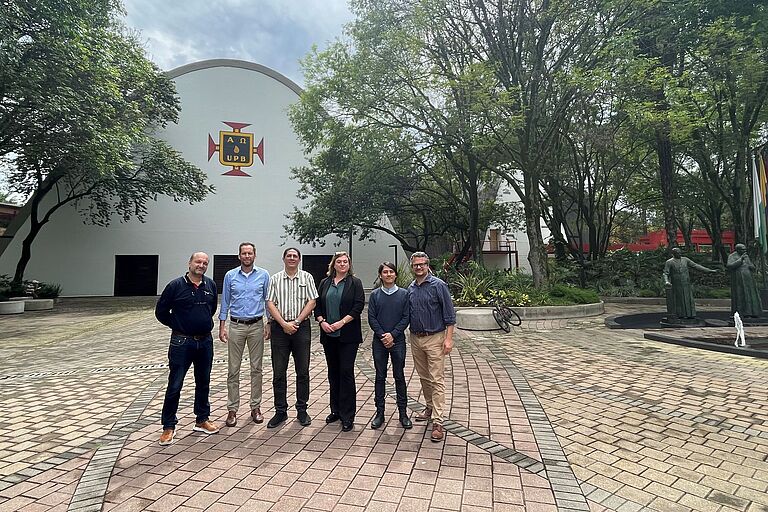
[{"x1": 0, "y1": 286, "x2": 24, "y2": 314}]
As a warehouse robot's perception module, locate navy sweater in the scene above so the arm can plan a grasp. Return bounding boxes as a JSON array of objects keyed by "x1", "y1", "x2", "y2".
[
  {"x1": 367, "y1": 287, "x2": 410, "y2": 342},
  {"x1": 155, "y1": 274, "x2": 218, "y2": 336}
]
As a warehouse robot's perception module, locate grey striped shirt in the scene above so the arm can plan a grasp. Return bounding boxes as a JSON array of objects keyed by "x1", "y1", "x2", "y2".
[{"x1": 267, "y1": 270, "x2": 319, "y2": 322}]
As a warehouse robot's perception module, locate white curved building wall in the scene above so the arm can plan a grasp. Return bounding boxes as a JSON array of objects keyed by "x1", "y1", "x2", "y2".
[{"x1": 0, "y1": 60, "x2": 402, "y2": 295}]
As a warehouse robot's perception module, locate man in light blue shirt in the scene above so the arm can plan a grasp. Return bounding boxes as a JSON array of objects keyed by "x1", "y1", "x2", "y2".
[{"x1": 219, "y1": 242, "x2": 270, "y2": 427}]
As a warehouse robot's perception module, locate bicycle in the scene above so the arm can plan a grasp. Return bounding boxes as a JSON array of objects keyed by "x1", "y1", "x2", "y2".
[{"x1": 492, "y1": 301, "x2": 522, "y2": 332}]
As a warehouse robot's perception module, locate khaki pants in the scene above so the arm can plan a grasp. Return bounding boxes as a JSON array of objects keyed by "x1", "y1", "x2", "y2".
[
  {"x1": 409, "y1": 330, "x2": 447, "y2": 424},
  {"x1": 227, "y1": 320, "x2": 264, "y2": 411}
]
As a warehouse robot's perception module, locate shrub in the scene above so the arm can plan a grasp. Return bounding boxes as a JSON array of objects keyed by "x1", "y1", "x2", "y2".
[
  {"x1": 548, "y1": 284, "x2": 600, "y2": 304},
  {"x1": 9, "y1": 281, "x2": 27, "y2": 297},
  {"x1": 695, "y1": 287, "x2": 730, "y2": 299},
  {"x1": 446, "y1": 262, "x2": 597, "y2": 306},
  {"x1": 34, "y1": 283, "x2": 62, "y2": 299},
  {"x1": 0, "y1": 286, "x2": 9, "y2": 302}
]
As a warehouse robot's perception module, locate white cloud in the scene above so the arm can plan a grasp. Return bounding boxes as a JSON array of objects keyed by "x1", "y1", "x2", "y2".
[{"x1": 121, "y1": 0, "x2": 354, "y2": 85}]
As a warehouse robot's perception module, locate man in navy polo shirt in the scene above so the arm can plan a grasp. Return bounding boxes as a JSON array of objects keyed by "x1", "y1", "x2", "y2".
[{"x1": 155, "y1": 252, "x2": 219, "y2": 446}]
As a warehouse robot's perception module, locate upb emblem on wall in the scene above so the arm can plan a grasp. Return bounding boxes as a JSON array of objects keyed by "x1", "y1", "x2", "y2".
[{"x1": 207, "y1": 122, "x2": 264, "y2": 176}]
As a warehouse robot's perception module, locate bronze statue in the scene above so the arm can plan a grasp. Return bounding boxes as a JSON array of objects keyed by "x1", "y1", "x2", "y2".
[
  {"x1": 726, "y1": 244, "x2": 762, "y2": 318},
  {"x1": 663, "y1": 248, "x2": 717, "y2": 319}
]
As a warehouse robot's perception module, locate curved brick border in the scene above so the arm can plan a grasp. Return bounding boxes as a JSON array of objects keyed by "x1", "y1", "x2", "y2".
[
  {"x1": 355, "y1": 335, "x2": 592, "y2": 510},
  {"x1": 462, "y1": 336, "x2": 591, "y2": 511},
  {"x1": 67, "y1": 374, "x2": 166, "y2": 512}
]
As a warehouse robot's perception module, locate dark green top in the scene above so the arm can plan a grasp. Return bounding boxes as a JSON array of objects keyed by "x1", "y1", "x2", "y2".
[{"x1": 324, "y1": 280, "x2": 345, "y2": 337}]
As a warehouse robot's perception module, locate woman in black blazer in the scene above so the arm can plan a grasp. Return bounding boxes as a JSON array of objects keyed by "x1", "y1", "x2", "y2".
[{"x1": 314, "y1": 251, "x2": 365, "y2": 431}]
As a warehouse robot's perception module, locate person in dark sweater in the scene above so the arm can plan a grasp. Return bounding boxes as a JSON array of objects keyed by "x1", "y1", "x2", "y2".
[
  {"x1": 367, "y1": 261, "x2": 411, "y2": 429},
  {"x1": 155, "y1": 252, "x2": 219, "y2": 446}
]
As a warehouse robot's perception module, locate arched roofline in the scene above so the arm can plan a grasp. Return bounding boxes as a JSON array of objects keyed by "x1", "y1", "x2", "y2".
[{"x1": 168, "y1": 59, "x2": 304, "y2": 96}]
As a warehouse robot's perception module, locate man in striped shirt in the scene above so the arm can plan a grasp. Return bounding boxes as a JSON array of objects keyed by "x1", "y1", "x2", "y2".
[{"x1": 265, "y1": 247, "x2": 319, "y2": 428}]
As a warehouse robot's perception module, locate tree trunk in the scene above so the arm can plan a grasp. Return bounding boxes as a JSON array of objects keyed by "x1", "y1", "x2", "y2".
[
  {"x1": 732, "y1": 146, "x2": 747, "y2": 244},
  {"x1": 467, "y1": 158, "x2": 483, "y2": 265},
  {"x1": 523, "y1": 197, "x2": 548, "y2": 287},
  {"x1": 13, "y1": 195, "x2": 45, "y2": 285},
  {"x1": 656, "y1": 126, "x2": 678, "y2": 250}
]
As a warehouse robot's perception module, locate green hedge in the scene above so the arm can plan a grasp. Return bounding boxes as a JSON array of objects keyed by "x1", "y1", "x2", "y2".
[
  {"x1": 551, "y1": 248, "x2": 732, "y2": 298},
  {"x1": 436, "y1": 260, "x2": 598, "y2": 307}
]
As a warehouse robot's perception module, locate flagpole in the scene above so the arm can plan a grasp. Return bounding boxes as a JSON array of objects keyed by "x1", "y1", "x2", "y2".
[{"x1": 758, "y1": 147, "x2": 768, "y2": 301}]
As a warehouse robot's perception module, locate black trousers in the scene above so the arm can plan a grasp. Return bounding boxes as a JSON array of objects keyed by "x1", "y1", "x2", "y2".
[
  {"x1": 270, "y1": 320, "x2": 311, "y2": 413},
  {"x1": 323, "y1": 341, "x2": 359, "y2": 422}
]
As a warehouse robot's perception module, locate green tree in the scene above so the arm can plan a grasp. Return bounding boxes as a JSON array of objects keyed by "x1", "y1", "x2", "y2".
[
  {"x1": 444, "y1": 0, "x2": 637, "y2": 286},
  {"x1": 289, "y1": 0, "x2": 519, "y2": 262},
  {"x1": 679, "y1": 2, "x2": 768, "y2": 256},
  {"x1": 0, "y1": 0, "x2": 212, "y2": 283}
]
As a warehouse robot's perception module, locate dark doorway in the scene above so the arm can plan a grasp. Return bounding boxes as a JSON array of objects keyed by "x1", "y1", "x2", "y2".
[
  {"x1": 303, "y1": 254, "x2": 333, "y2": 288},
  {"x1": 114, "y1": 255, "x2": 158, "y2": 296},
  {"x1": 213, "y1": 255, "x2": 240, "y2": 291}
]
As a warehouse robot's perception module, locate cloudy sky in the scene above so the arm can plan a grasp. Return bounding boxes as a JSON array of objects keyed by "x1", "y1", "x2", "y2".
[{"x1": 121, "y1": 0, "x2": 355, "y2": 86}]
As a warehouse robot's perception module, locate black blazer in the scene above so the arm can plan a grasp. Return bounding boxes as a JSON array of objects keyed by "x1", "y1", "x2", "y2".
[{"x1": 315, "y1": 275, "x2": 365, "y2": 344}]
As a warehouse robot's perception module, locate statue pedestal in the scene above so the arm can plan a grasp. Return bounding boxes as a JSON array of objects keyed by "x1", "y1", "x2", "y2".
[
  {"x1": 660, "y1": 316, "x2": 706, "y2": 328},
  {"x1": 760, "y1": 288, "x2": 768, "y2": 310}
]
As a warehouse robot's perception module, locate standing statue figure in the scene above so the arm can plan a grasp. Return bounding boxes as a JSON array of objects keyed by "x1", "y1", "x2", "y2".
[
  {"x1": 726, "y1": 244, "x2": 762, "y2": 318},
  {"x1": 663, "y1": 247, "x2": 717, "y2": 319}
]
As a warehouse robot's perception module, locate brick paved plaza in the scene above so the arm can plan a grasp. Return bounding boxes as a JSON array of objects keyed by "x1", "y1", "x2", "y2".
[{"x1": 0, "y1": 298, "x2": 767, "y2": 511}]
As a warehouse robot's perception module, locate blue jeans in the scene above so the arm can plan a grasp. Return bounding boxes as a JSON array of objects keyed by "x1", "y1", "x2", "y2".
[
  {"x1": 372, "y1": 338, "x2": 407, "y2": 412},
  {"x1": 161, "y1": 333, "x2": 213, "y2": 430}
]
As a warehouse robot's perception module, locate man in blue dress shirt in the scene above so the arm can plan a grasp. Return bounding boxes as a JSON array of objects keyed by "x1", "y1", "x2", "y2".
[
  {"x1": 219, "y1": 242, "x2": 270, "y2": 427},
  {"x1": 407, "y1": 251, "x2": 456, "y2": 442}
]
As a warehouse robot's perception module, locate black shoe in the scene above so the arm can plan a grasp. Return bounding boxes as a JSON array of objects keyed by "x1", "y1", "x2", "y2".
[
  {"x1": 371, "y1": 411, "x2": 385, "y2": 430},
  {"x1": 326, "y1": 413, "x2": 340, "y2": 424},
  {"x1": 298, "y1": 411, "x2": 312, "y2": 427},
  {"x1": 341, "y1": 420, "x2": 354, "y2": 432},
  {"x1": 267, "y1": 412, "x2": 288, "y2": 428},
  {"x1": 399, "y1": 412, "x2": 412, "y2": 430}
]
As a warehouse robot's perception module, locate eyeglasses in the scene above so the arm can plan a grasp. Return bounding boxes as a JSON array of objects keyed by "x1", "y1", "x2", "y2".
[
  {"x1": 334, "y1": 251, "x2": 348, "y2": 256},
  {"x1": 411, "y1": 263, "x2": 428, "y2": 268}
]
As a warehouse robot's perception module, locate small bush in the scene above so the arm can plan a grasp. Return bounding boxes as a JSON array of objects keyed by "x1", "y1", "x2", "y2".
[
  {"x1": 0, "y1": 286, "x2": 9, "y2": 302},
  {"x1": 695, "y1": 287, "x2": 730, "y2": 299},
  {"x1": 9, "y1": 281, "x2": 27, "y2": 297},
  {"x1": 34, "y1": 283, "x2": 61, "y2": 299},
  {"x1": 549, "y1": 284, "x2": 600, "y2": 304}
]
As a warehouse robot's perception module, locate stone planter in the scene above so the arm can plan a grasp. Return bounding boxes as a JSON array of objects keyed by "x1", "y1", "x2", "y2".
[
  {"x1": 456, "y1": 302, "x2": 605, "y2": 331},
  {"x1": 10, "y1": 297, "x2": 55, "y2": 311},
  {"x1": 23, "y1": 299, "x2": 55, "y2": 311},
  {"x1": 0, "y1": 301, "x2": 25, "y2": 315}
]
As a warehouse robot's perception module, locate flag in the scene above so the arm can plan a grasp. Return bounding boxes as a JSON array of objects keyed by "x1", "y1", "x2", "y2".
[{"x1": 755, "y1": 151, "x2": 768, "y2": 254}]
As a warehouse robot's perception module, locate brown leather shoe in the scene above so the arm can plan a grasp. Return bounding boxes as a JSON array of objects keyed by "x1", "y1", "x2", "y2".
[
  {"x1": 192, "y1": 420, "x2": 219, "y2": 435},
  {"x1": 251, "y1": 408, "x2": 264, "y2": 423},
  {"x1": 225, "y1": 411, "x2": 237, "y2": 427},
  {"x1": 415, "y1": 408, "x2": 432, "y2": 422},
  {"x1": 158, "y1": 428, "x2": 175, "y2": 445},
  {"x1": 431, "y1": 423, "x2": 445, "y2": 442}
]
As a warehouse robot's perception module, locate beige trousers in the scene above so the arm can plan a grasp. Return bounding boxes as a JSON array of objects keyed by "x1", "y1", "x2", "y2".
[
  {"x1": 408, "y1": 330, "x2": 447, "y2": 424},
  {"x1": 227, "y1": 320, "x2": 264, "y2": 411}
]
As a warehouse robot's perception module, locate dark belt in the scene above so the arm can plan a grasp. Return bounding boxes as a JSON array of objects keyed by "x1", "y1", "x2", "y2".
[
  {"x1": 231, "y1": 316, "x2": 262, "y2": 325},
  {"x1": 412, "y1": 330, "x2": 444, "y2": 337},
  {"x1": 171, "y1": 331, "x2": 209, "y2": 340}
]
